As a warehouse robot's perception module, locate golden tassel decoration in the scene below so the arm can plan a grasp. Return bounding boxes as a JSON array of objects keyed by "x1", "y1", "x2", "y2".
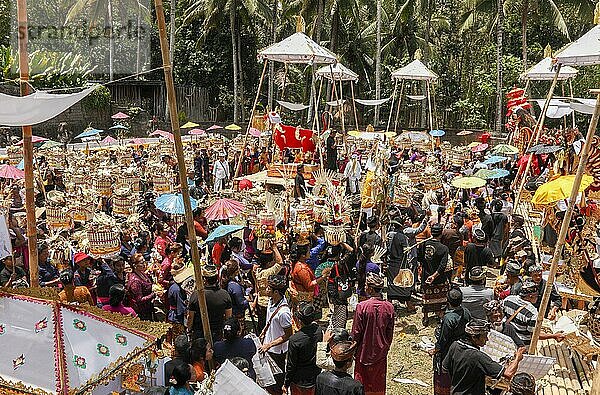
[
  {"x1": 544, "y1": 44, "x2": 552, "y2": 58},
  {"x1": 295, "y1": 15, "x2": 305, "y2": 33}
]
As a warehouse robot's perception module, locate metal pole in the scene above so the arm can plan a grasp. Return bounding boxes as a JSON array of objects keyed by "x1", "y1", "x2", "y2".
[
  {"x1": 154, "y1": 0, "x2": 213, "y2": 354},
  {"x1": 16, "y1": 0, "x2": 38, "y2": 287},
  {"x1": 514, "y1": 65, "x2": 561, "y2": 208},
  {"x1": 234, "y1": 60, "x2": 268, "y2": 178},
  {"x1": 528, "y1": 89, "x2": 600, "y2": 353}
]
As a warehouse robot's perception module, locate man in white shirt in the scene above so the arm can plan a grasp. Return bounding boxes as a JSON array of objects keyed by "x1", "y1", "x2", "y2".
[
  {"x1": 212, "y1": 152, "x2": 230, "y2": 192},
  {"x1": 343, "y1": 153, "x2": 362, "y2": 194},
  {"x1": 260, "y1": 274, "x2": 293, "y2": 394}
]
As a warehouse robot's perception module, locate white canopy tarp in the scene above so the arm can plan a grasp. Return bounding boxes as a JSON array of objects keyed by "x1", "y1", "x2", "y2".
[
  {"x1": 521, "y1": 57, "x2": 578, "y2": 80},
  {"x1": 326, "y1": 99, "x2": 346, "y2": 107},
  {"x1": 315, "y1": 63, "x2": 359, "y2": 81},
  {"x1": 407, "y1": 94, "x2": 426, "y2": 101},
  {"x1": 555, "y1": 25, "x2": 600, "y2": 66},
  {"x1": 276, "y1": 100, "x2": 309, "y2": 111},
  {"x1": 391, "y1": 59, "x2": 438, "y2": 81},
  {"x1": 570, "y1": 98, "x2": 597, "y2": 115},
  {"x1": 354, "y1": 97, "x2": 391, "y2": 106},
  {"x1": 258, "y1": 32, "x2": 337, "y2": 64},
  {"x1": 0, "y1": 85, "x2": 97, "y2": 126},
  {"x1": 534, "y1": 99, "x2": 573, "y2": 118}
]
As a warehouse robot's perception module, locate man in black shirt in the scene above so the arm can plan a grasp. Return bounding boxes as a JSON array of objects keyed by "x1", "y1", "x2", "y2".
[
  {"x1": 163, "y1": 334, "x2": 189, "y2": 384},
  {"x1": 475, "y1": 197, "x2": 494, "y2": 241},
  {"x1": 187, "y1": 265, "x2": 232, "y2": 341},
  {"x1": 294, "y1": 164, "x2": 306, "y2": 199},
  {"x1": 463, "y1": 228, "x2": 494, "y2": 285},
  {"x1": 315, "y1": 340, "x2": 364, "y2": 395},
  {"x1": 359, "y1": 217, "x2": 382, "y2": 248},
  {"x1": 442, "y1": 319, "x2": 524, "y2": 395}
]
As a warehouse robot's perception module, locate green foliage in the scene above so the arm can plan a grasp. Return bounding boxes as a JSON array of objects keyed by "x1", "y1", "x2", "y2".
[
  {"x1": 82, "y1": 85, "x2": 111, "y2": 110},
  {"x1": 0, "y1": 0, "x2": 9, "y2": 47}
]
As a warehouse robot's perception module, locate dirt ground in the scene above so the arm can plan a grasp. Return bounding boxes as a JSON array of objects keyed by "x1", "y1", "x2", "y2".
[{"x1": 385, "y1": 306, "x2": 436, "y2": 395}]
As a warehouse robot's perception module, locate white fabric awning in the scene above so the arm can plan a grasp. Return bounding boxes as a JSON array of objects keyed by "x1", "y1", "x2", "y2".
[
  {"x1": 276, "y1": 100, "x2": 309, "y2": 111},
  {"x1": 0, "y1": 85, "x2": 97, "y2": 126},
  {"x1": 535, "y1": 97, "x2": 598, "y2": 115},
  {"x1": 315, "y1": 63, "x2": 359, "y2": 81},
  {"x1": 354, "y1": 97, "x2": 391, "y2": 106},
  {"x1": 534, "y1": 99, "x2": 573, "y2": 118},
  {"x1": 258, "y1": 32, "x2": 337, "y2": 64},
  {"x1": 521, "y1": 57, "x2": 578, "y2": 80},
  {"x1": 391, "y1": 59, "x2": 438, "y2": 81},
  {"x1": 407, "y1": 94, "x2": 426, "y2": 100},
  {"x1": 556, "y1": 25, "x2": 600, "y2": 66},
  {"x1": 326, "y1": 99, "x2": 346, "y2": 107},
  {"x1": 570, "y1": 98, "x2": 597, "y2": 115}
]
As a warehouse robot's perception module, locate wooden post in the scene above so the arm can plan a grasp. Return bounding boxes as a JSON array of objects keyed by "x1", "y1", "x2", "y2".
[
  {"x1": 234, "y1": 60, "x2": 268, "y2": 179},
  {"x1": 154, "y1": 0, "x2": 214, "y2": 353},
  {"x1": 514, "y1": 65, "x2": 562, "y2": 208},
  {"x1": 569, "y1": 79, "x2": 576, "y2": 129},
  {"x1": 350, "y1": 81, "x2": 359, "y2": 132},
  {"x1": 394, "y1": 81, "x2": 404, "y2": 133},
  {"x1": 16, "y1": 0, "x2": 38, "y2": 287},
  {"x1": 528, "y1": 89, "x2": 600, "y2": 353},
  {"x1": 385, "y1": 80, "x2": 398, "y2": 133},
  {"x1": 426, "y1": 80, "x2": 434, "y2": 150}
]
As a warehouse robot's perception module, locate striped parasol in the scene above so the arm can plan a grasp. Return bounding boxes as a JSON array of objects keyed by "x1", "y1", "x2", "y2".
[{"x1": 204, "y1": 198, "x2": 245, "y2": 221}]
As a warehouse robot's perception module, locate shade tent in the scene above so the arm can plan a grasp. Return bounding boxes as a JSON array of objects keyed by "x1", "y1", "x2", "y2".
[
  {"x1": 520, "y1": 57, "x2": 578, "y2": 81},
  {"x1": 0, "y1": 85, "x2": 97, "y2": 127},
  {"x1": 258, "y1": 32, "x2": 337, "y2": 64},
  {"x1": 533, "y1": 99, "x2": 574, "y2": 118},
  {"x1": 555, "y1": 24, "x2": 600, "y2": 66},
  {"x1": 391, "y1": 59, "x2": 438, "y2": 81},
  {"x1": 315, "y1": 63, "x2": 359, "y2": 82},
  {"x1": 389, "y1": 59, "x2": 439, "y2": 136}
]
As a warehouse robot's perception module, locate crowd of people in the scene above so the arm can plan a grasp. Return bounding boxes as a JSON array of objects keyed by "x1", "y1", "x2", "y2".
[{"x1": 0, "y1": 132, "x2": 576, "y2": 395}]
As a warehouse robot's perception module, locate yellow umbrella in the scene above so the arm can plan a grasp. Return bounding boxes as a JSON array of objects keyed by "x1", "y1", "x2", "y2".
[
  {"x1": 531, "y1": 175, "x2": 594, "y2": 206},
  {"x1": 348, "y1": 130, "x2": 361, "y2": 137},
  {"x1": 181, "y1": 121, "x2": 199, "y2": 128},
  {"x1": 466, "y1": 142, "x2": 480, "y2": 149},
  {"x1": 225, "y1": 123, "x2": 242, "y2": 131},
  {"x1": 451, "y1": 176, "x2": 486, "y2": 189}
]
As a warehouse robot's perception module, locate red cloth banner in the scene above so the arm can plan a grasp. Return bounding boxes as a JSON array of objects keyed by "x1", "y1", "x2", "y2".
[{"x1": 273, "y1": 124, "x2": 316, "y2": 152}]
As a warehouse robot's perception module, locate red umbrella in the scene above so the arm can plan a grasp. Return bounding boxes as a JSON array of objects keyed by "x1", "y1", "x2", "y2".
[
  {"x1": 204, "y1": 198, "x2": 245, "y2": 221},
  {"x1": 16, "y1": 135, "x2": 47, "y2": 145},
  {"x1": 111, "y1": 112, "x2": 130, "y2": 119},
  {"x1": 471, "y1": 143, "x2": 489, "y2": 153},
  {"x1": 150, "y1": 129, "x2": 174, "y2": 141},
  {"x1": 189, "y1": 128, "x2": 206, "y2": 136},
  {"x1": 0, "y1": 164, "x2": 25, "y2": 179}
]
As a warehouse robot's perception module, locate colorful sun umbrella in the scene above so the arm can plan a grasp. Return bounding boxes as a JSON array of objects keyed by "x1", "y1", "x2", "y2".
[
  {"x1": 471, "y1": 143, "x2": 489, "y2": 153},
  {"x1": 188, "y1": 128, "x2": 206, "y2": 135},
  {"x1": 451, "y1": 176, "x2": 486, "y2": 189},
  {"x1": 0, "y1": 164, "x2": 25, "y2": 179},
  {"x1": 466, "y1": 141, "x2": 480, "y2": 149},
  {"x1": 101, "y1": 136, "x2": 118, "y2": 144},
  {"x1": 204, "y1": 198, "x2": 245, "y2": 221},
  {"x1": 249, "y1": 128, "x2": 262, "y2": 137},
  {"x1": 492, "y1": 144, "x2": 519, "y2": 155},
  {"x1": 111, "y1": 112, "x2": 130, "y2": 119},
  {"x1": 488, "y1": 168, "x2": 510, "y2": 179},
  {"x1": 531, "y1": 175, "x2": 594, "y2": 206},
  {"x1": 181, "y1": 121, "x2": 200, "y2": 129},
  {"x1": 483, "y1": 155, "x2": 508, "y2": 165},
  {"x1": 75, "y1": 128, "x2": 102, "y2": 139},
  {"x1": 527, "y1": 144, "x2": 563, "y2": 154},
  {"x1": 39, "y1": 140, "x2": 62, "y2": 150},
  {"x1": 474, "y1": 169, "x2": 494, "y2": 179},
  {"x1": 207, "y1": 125, "x2": 222, "y2": 131},
  {"x1": 429, "y1": 129, "x2": 445, "y2": 137},
  {"x1": 225, "y1": 124, "x2": 242, "y2": 131},
  {"x1": 457, "y1": 130, "x2": 473, "y2": 136},
  {"x1": 128, "y1": 138, "x2": 147, "y2": 145},
  {"x1": 15, "y1": 135, "x2": 47, "y2": 145},
  {"x1": 205, "y1": 225, "x2": 244, "y2": 243},
  {"x1": 150, "y1": 129, "x2": 174, "y2": 141},
  {"x1": 154, "y1": 193, "x2": 198, "y2": 215}
]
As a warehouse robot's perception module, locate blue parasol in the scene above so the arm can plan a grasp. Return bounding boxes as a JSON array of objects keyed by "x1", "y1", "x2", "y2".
[
  {"x1": 205, "y1": 225, "x2": 244, "y2": 243},
  {"x1": 75, "y1": 128, "x2": 103, "y2": 139},
  {"x1": 154, "y1": 193, "x2": 198, "y2": 215},
  {"x1": 483, "y1": 155, "x2": 508, "y2": 165},
  {"x1": 429, "y1": 129, "x2": 446, "y2": 137},
  {"x1": 488, "y1": 168, "x2": 510, "y2": 179}
]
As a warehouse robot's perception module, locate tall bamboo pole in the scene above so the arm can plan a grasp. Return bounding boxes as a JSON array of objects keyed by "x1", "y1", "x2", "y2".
[
  {"x1": 385, "y1": 80, "x2": 398, "y2": 133},
  {"x1": 514, "y1": 65, "x2": 561, "y2": 208},
  {"x1": 350, "y1": 82, "x2": 359, "y2": 132},
  {"x1": 528, "y1": 89, "x2": 600, "y2": 353},
  {"x1": 16, "y1": 0, "x2": 38, "y2": 287},
  {"x1": 154, "y1": 0, "x2": 213, "y2": 353},
  {"x1": 234, "y1": 60, "x2": 268, "y2": 179}
]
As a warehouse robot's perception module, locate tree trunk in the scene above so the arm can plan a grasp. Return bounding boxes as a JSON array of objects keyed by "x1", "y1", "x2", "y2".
[
  {"x1": 421, "y1": 0, "x2": 433, "y2": 128},
  {"x1": 107, "y1": 0, "x2": 114, "y2": 81},
  {"x1": 374, "y1": 0, "x2": 381, "y2": 125},
  {"x1": 230, "y1": 1, "x2": 239, "y2": 122},
  {"x1": 496, "y1": 0, "x2": 504, "y2": 135},
  {"x1": 521, "y1": 0, "x2": 528, "y2": 70},
  {"x1": 136, "y1": 0, "x2": 142, "y2": 76},
  {"x1": 267, "y1": 0, "x2": 277, "y2": 110},
  {"x1": 330, "y1": 7, "x2": 339, "y2": 53},
  {"x1": 237, "y1": 27, "x2": 245, "y2": 121}
]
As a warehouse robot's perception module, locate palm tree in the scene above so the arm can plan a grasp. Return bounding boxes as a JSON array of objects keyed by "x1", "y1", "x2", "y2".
[
  {"x1": 495, "y1": 0, "x2": 503, "y2": 135},
  {"x1": 182, "y1": 0, "x2": 257, "y2": 122},
  {"x1": 374, "y1": 0, "x2": 381, "y2": 125}
]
